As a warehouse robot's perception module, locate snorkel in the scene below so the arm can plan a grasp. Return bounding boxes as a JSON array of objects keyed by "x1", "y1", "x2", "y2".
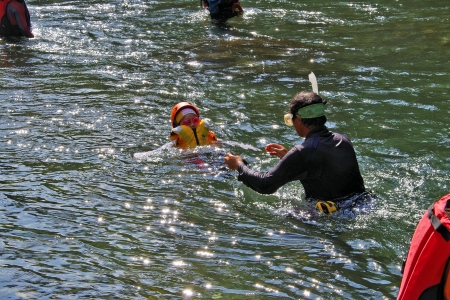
[{"x1": 308, "y1": 72, "x2": 318, "y2": 94}]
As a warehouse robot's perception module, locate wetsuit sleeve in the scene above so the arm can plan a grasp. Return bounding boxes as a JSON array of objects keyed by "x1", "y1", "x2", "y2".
[{"x1": 237, "y1": 147, "x2": 307, "y2": 194}]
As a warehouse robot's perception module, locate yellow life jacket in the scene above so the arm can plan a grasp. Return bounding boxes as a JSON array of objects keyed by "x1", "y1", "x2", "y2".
[{"x1": 170, "y1": 119, "x2": 218, "y2": 149}]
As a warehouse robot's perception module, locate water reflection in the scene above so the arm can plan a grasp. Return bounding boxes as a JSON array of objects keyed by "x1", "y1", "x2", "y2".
[{"x1": 1, "y1": 0, "x2": 449, "y2": 299}]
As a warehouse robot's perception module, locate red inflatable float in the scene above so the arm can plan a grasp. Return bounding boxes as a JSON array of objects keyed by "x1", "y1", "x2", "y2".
[{"x1": 398, "y1": 193, "x2": 450, "y2": 299}]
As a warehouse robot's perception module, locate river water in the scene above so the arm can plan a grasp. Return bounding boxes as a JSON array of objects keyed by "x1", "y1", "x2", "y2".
[{"x1": 1, "y1": 0, "x2": 449, "y2": 299}]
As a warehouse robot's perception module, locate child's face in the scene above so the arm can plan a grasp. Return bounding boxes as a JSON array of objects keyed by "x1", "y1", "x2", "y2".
[{"x1": 180, "y1": 113, "x2": 200, "y2": 129}]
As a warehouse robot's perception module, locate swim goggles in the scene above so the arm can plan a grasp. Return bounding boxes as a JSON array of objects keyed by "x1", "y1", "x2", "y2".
[{"x1": 181, "y1": 117, "x2": 200, "y2": 126}]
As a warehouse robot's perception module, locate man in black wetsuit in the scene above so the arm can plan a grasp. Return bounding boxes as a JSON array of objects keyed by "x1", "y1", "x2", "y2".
[{"x1": 224, "y1": 91, "x2": 366, "y2": 213}]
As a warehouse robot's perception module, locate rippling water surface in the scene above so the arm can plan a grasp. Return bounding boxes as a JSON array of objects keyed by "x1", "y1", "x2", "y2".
[{"x1": 1, "y1": 0, "x2": 449, "y2": 299}]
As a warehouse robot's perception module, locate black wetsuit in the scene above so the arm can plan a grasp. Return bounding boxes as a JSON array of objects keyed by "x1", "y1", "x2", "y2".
[{"x1": 237, "y1": 126, "x2": 366, "y2": 201}]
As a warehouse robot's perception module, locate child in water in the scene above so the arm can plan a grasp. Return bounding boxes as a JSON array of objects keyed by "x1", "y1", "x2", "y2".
[{"x1": 169, "y1": 102, "x2": 218, "y2": 149}]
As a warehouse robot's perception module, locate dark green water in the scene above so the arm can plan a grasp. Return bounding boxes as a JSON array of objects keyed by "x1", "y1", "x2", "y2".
[{"x1": 1, "y1": 0, "x2": 449, "y2": 299}]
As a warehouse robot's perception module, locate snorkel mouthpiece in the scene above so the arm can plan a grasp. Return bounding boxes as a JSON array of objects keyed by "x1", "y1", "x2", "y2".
[{"x1": 284, "y1": 113, "x2": 294, "y2": 126}]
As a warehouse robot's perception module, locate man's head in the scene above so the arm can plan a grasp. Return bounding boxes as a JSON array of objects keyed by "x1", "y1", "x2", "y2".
[{"x1": 289, "y1": 91, "x2": 327, "y2": 128}]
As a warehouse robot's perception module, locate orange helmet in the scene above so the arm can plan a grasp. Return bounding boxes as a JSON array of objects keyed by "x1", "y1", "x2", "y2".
[{"x1": 170, "y1": 102, "x2": 200, "y2": 127}]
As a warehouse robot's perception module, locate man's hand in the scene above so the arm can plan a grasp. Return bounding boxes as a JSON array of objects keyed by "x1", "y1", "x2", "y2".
[
  {"x1": 265, "y1": 143, "x2": 288, "y2": 159},
  {"x1": 224, "y1": 153, "x2": 243, "y2": 171}
]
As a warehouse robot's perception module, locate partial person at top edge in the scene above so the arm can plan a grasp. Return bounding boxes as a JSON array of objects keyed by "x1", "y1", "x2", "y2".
[
  {"x1": 224, "y1": 83, "x2": 371, "y2": 215},
  {"x1": 0, "y1": 0, "x2": 34, "y2": 38},
  {"x1": 202, "y1": 0, "x2": 243, "y2": 24}
]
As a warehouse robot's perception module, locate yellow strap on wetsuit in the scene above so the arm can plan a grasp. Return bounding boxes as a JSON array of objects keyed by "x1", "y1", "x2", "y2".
[{"x1": 316, "y1": 201, "x2": 338, "y2": 215}]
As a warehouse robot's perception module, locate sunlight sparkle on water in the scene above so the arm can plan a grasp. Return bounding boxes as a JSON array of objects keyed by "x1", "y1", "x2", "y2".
[
  {"x1": 254, "y1": 283, "x2": 279, "y2": 294},
  {"x1": 187, "y1": 60, "x2": 202, "y2": 68},
  {"x1": 173, "y1": 260, "x2": 186, "y2": 267},
  {"x1": 196, "y1": 250, "x2": 214, "y2": 258},
  {"x1": 285, "y1": 267, "x2": 294, "y2": 273},
  {"x1": 13, "y1": 129, "x2": 29, "y2": 135}
]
